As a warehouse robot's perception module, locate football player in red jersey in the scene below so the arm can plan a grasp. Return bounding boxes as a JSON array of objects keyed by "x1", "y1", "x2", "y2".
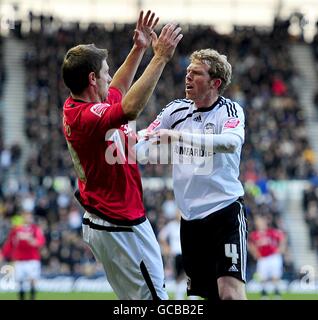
[
  {"x1": 1, "y1": 210, "x2": 46, "y2": 300},
  {"x1": 61, "y1": 10, "x2": 182, "y2": 299},
  {"x1": 249, "y1": 215, "x2": 287, "y2": 299}
]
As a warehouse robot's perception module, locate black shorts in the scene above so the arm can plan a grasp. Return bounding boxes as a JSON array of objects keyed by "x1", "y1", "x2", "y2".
[
  {"x1": 174, "y1": 254, "x2": 184, "y2": 279},
  {"x1": 180, "y1": 198, "x2": 248, "y2": 299}
]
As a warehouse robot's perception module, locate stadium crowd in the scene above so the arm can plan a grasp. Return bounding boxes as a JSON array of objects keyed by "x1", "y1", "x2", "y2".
[
  {"x1": 0, "y1": 35, "x2": 7, "y2": 196},
  {"x1": 0, "y1": 35, "x2": 5, "y2": 158},
  {"x1": 2, "y1": 14, "x2": 317, "y2": 283},
  {"x1": 312, "y1": 22, "x2": 318, "y2": 115},
  {"x1": 299, "y1": 23, "x2": 318, "y2": 257}
]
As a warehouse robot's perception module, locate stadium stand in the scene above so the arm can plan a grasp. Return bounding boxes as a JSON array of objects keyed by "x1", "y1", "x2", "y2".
[
  {"x1": 3, "y1": 14, "x2": 318, "y2": 289},
  {"x1": 277, "y1": 23, "x2": 318, "y2": 272},
  {"x1": 312, "y1": 23, "x2": 318, "y2": 119},
  {"x1": 300, "y1": 24, "x2": 318, "y2": 260},
  {"x1": 0, "y1": 35, "x2": 6, "y2": 199}
]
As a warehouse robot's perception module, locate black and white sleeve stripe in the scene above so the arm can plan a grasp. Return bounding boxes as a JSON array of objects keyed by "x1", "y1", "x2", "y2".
[{"x1": 226, "y1": 102, "x2": 238, "y2": 118}]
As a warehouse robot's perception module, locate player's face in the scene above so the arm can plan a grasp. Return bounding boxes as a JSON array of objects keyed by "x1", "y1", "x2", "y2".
[
  {"x1": 255, "y1": 216, "x2": 267, "y2": 231},
  {"x1": 97, "y1": 59, "x2": 112, "y2": 102},
  {"x1": 185, "y1": 61, "x2": 212, "y2": 105},
  {"x1": 22, "y1": 211, "x2": 33, "y2": 225}
]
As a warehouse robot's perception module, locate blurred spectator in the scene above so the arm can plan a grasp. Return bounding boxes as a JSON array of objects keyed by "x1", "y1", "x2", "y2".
[
  {"x1": 162, "y1": 190, "x2": 178, "y2": 220},
  {"x1": 313, "y1": 90, "x2": 318, "y2": 113},
  {"x1": 312, "y1": 21, "x2": 318, "y2": 60},
  {"x1": 304, "y1": 200, "x2": 318, "y2": 250},
  {"x1": 271, "y1": 74, "x2": 288, "y2": 96}
]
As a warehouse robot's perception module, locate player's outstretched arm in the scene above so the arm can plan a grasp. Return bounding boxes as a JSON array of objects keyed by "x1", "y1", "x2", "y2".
[
  {"x1": 147, "y1": 129, "x2": 241, "y2": 153},
  {"x1": 110, "y1": 10, "x2": 159, "y2": 96},
  {"x1": 122, "y1": 23, "x2": 183, "y2": 120}
]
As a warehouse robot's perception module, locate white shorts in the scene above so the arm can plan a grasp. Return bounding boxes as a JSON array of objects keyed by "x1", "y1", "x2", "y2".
[
  {"x1": 82, "y1": 212, "x2": 168, "y2": 300},
  {"x1": 14, "y1": 260, "x2": 41, "y2": 282},
  {"x1": 256, "y1": 253, "x2": 283, "y2": 281}
]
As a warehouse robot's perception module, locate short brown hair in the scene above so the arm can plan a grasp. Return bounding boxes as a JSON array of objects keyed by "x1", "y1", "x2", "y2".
[
  {"x1": 62, "y1": 44, "x2": 108, "y2": 95},
  {"x1": 190, "y1": 49, "x2": 232, "y2": 94}
]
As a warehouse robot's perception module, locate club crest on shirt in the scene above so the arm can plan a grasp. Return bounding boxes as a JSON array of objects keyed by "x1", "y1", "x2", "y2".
[
  {"x1": 90, "y1": 103, "x2": 110, "y2": 117},
  {"x1": 224, "y1": 118, "x2": 240, "y2": 129},
  {"x1": 204, "y1": 122, "x2": 215, "y2": 134}
]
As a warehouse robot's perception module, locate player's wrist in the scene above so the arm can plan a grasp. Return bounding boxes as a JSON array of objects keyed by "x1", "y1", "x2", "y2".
[
  {"x1": 170, "y1": 130, "x2": 181, "y2": 141},
  {"x1": 152, "y1": 53, "x2": 170, "y2": 64},
  {"x1": 132, "y1": 44, "x2": 147, "y2": 53}
]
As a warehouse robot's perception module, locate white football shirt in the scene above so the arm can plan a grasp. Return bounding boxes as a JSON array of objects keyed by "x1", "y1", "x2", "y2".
[{"x1": 140, "y1": 96, "x2": 245, "y2": 221}]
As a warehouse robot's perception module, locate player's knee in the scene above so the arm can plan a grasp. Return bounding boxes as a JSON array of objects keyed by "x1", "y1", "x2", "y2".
[
  {"x1": 218, "y1": 277, "x2": 247, "y2": 300},
  {"x1": 219, "y1": 288, "x2": 235, "y2": 300},
  {"x1": 219, "y1": 288, "x2": 246, "y2": 300}
]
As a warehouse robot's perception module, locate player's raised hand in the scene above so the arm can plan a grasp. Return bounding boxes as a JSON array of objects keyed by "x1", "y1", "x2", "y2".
[
  {"x1": 151, "y1": 23, "x2": 183, "y2": 62},
  {"x1": 133, "y1": 10, "x2": 159, "y2": 49}
]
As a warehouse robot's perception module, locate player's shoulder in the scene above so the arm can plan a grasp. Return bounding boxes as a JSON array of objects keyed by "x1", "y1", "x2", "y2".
[
  {"x1": 163, "y1": 98, "x2": 194, "y2": 116},
  {"x1": 167, "y1": 98, "x2": 193, "y2": 106},
  {"x1": 108, "y1": 86, "x2": 122, "y2": 100},
  {"x1": 160, "y1": 99, "x2": 194, "y2": 118},
  {"x1": 271, "y1": 228, "x2": 284, "y2": 236},
  {"x1": 217, "y1": 97, "x2": 244, "y2": 117}
]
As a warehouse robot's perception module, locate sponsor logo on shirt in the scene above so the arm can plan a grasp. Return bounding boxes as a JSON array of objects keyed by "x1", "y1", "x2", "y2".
[
  {"x1": 147, "y1": 119, "x2": 161, "y2": 131},
  {"x1": 224, "y1": 118, "x2": 240, "y2": 129},
  {"x1": 174, "y1": 145, "x2": 213, "y2": 157},
  {"x1": 90, "y1": 103, "x2": 110, "y2": 117}
]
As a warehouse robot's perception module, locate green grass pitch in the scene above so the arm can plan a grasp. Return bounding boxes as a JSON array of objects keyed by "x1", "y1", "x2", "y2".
[{"x1": 0, "y1": 292, "x2": 318, "y2": 300}]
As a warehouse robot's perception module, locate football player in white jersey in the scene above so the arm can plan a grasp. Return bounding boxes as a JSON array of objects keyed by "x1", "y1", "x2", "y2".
[{"x1": 137, "y1": 49, "x2": 248, "y2": 300}]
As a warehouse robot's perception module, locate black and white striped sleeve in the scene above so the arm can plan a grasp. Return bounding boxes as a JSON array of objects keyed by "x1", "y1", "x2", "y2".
[
  {"x1": 219, "y1": 101, "x2": 245, "y2": 143},
  {"x1": 146, "y1": 101, "x2": 175, "y2": 132}
]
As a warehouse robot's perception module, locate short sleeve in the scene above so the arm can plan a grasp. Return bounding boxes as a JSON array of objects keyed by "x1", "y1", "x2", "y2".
[
  {"x1": 83, "y1": 87, "x2": 128, "y2": 138},
  {"x1": 107, "y1": 86, "x2": 123, "y2": 105},
  {"x1": 99, "y1": 86, "x2": 127, "y2": 133},
  {"x1": 219, "y1": 102, "x2": 245, "y2": 143},
  {"x1": 147, "y1": 102, "x2": 174, "y2": 132}
]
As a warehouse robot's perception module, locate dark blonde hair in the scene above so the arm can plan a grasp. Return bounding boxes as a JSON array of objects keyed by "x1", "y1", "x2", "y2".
[{"x1": 190, "y1": 49, "x2": 232, "y2": 94}]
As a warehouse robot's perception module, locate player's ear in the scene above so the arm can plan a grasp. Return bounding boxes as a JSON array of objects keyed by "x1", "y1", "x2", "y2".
[
  {"x1": 88, "y1": 71, "x2": 97, "y2": 86},
  {"x1": 211, "y1": 78, "x2": 222, "y2": 90}
]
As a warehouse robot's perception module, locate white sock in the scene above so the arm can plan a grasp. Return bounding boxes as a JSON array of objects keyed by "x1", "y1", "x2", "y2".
[{"x1": 175, "y1": 281, "x2": 185, "y2": 300}]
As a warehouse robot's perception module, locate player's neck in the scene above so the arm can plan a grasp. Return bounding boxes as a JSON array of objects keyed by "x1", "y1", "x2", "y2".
[
  {"x1": 71, "y1": 90, "x2": 101, "y2": 103},
  {"x1": 194, "y1": 95, "x2": 219, "y2": 109}
]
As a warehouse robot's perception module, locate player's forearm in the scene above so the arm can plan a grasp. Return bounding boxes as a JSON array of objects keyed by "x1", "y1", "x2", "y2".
[
  {"x1": 122, "y1": 55, "x2": 167, "y2": 120},
  {"x1": 175, "y1": 131, "x2": 242, "y2": 153},
  {"x1": 140, "y1": 130, "x2": 242, "y2": 157},
  {"x1": 110, "y1": 45, "x2": 146, "y2": 96}
]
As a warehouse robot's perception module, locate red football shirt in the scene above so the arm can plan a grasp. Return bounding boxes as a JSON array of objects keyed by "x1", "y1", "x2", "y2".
[
  {"x1": 249, "y1": 228, "x2": 285, "y2": 258},
  {"x1": 2, "y1": 224, "x2": 45, "y2": 261},
  {"x1": 62, "y1": 87, "x2": 145, "y2": 224}
]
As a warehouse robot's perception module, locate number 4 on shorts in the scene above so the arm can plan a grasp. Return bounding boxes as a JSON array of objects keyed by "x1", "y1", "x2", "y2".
[{"x1": 225, "y1": 243, "x2": 238, "y2": 264}]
